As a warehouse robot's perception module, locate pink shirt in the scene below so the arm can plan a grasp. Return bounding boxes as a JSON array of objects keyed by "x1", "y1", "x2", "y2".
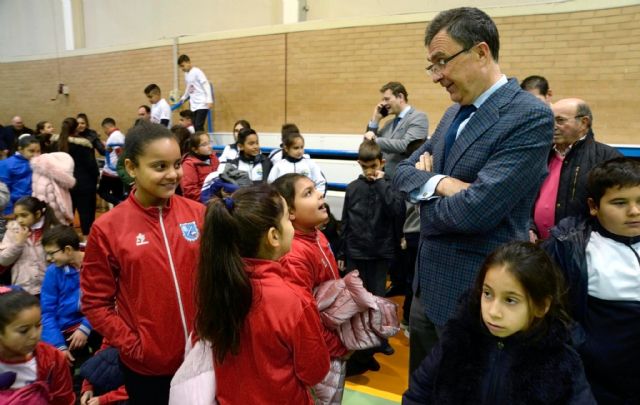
[{"x1": 534, "y1": 153, "x2": 564, "y2": 239}]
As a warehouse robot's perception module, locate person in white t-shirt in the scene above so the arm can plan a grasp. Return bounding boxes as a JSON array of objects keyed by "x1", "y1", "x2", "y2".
[
  {"x1": 98, "y1": 117, "x2": 125, "y2": 206},
  {"x1": 177, "y1": 54, "x2": 214, "y2": 132},
  {"x1": 144, "y1": 84, "x2": 172, "y2": 128}
]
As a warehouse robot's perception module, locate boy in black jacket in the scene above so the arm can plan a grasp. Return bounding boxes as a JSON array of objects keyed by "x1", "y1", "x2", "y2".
[
  {"x1": 341, "y1": 140, "x2": 405, "y2": 374},
  {"x1": 341, "y1": 140, "x2": 405, "y2": 296},
  {"x1": 543, "y1": 157, "x2": 640, "y2": 404}
]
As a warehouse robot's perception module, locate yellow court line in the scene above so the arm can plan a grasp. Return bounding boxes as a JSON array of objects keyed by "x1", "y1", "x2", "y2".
[{"x1": 345, "y1": 381, "x2": 403, "y2": 403}]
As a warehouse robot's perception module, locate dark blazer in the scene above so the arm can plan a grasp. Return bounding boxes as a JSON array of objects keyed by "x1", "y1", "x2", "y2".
[
  {"x1": 393, "y1": 78, "x2": 554, "y2": 326},
  {"x1": 367, "y1": 107, "x2": 428, "y2": 178}
]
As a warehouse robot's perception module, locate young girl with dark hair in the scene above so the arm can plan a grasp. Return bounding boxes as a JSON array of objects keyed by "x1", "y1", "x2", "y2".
[
  {"x1": 0, "y1": 135, "x2": 41, "y2": 215},
  {"x1": 0, "y1": 196, "x2": 60, "y2": 295},
  {"x1": 81, "y1": 121, "x2": 205, "y2": 404},
  {"x1": 35, "y1": 120, "x2": 56, "y2": 153},
  {"x1": 403, "y1": 241, "x2": 596, "y2": 404},
  {"x1": 0, "y1": 287, "x2": 75, "y2": 404},
  {"x1": 180, "y1": 132, "x2": 219, "y2": 201},
  {"x1": 268, "y1": 132, "x2": 326, "y2": 194},
  {"x1": 272, "y1": 174, "x2": 348, "y2": 357},
  {"x1": 194, "y1": 184, "x2": 329, "y2": 404},
  {"x1": 218, "y1": 119, "x2": 251, "y2": 163},
  {"x1": 53, "y1": 116, "x2": 105, "y2": 236}
]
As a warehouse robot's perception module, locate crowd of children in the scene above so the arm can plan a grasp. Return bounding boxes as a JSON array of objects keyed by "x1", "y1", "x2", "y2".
[{"x1": 0, "y1": 61, "x2": 638, "y2": 404}]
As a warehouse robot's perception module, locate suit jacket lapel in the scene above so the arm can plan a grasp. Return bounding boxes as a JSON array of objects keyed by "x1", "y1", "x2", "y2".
[
  {"x1": 444, "y1": 79, "x2": 519, "y2": 175},
  {"x1": 391, "y1": 107, "x2": 413, "y2": 138}
]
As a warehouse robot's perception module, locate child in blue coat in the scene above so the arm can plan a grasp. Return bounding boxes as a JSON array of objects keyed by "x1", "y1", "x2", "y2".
[
  {"x1": 40, "y1": 225, "x2": 100, "y2": 367},
  {"x1": 0, "y1": 135, "x2": 41, "y2": 215}
]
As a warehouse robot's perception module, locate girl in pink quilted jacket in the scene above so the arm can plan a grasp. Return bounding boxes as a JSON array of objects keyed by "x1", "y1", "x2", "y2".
[
  {"x1": 30, "y1": 152, "x2": 76, "y2": 225},
  {"x1": 0, "y1": 197, "x2": 60, "y2": 295}
]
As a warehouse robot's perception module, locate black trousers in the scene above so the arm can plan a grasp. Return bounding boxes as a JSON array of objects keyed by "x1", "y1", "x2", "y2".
[
  {"x1": 120, "y1": 361, "x2": 172, "y2": 405},
  {"x1": 193, "y1": 109, "x2": 209, "y2": 132},
  {"x1": 98, "y1": 174, "x2": 125, "y2": 206},
  {"x1": 71, "y1": 188, "x2": 96, "y2": 235},
  {"x1": 345, "y1": 258, "x2": 389, "y2": 297}
]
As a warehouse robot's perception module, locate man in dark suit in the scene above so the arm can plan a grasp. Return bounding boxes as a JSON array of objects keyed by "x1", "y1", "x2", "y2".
[
  {"x1": 0, "y1": 116, "x2": 33, "y2": 159},
  {"x1": 364, "y1": 82, "x2": 428, "y2": 178},
  {"x1": 392, "y1": 7, "x2": 554, "y2": 376}
]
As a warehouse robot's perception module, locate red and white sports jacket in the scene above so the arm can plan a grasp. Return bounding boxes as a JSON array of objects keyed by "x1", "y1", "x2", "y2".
[{"x1": 81, "y1": 193, "x2": 205, "y2": 376}]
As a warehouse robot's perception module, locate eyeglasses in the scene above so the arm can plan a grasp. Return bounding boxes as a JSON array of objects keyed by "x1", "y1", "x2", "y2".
[
  {"x1": 554, "y1": 115, "x2": 586, "y2": 125},
  {"x1": 45, "y1": 248, "x2": 63, "y2": 258},
  {"x1": 426, "y1": 45, "x2": 474, "y2": 76}
]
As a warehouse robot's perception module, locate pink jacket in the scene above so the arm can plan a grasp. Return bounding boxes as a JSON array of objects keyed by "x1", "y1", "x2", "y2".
[
  {"x1": 30, "y1": 153, "x2": 76, "y2": 225},
  {"x1": 0, "y1": 222, "x2": 46, "y2": 295},
  {"x1": 313, "y1": 271, "x2": 400, "y2": 404}
]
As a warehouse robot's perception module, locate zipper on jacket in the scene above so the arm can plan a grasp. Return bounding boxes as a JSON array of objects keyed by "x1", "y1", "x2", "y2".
[
  {"x1": 485, "y1": 340, "x2": 504, "y2": 403},
  {"x1": 316, "y1": 234, "x2": 338, "y2": 280},
  {"x1": 158, "y1": 208, "x2": 190, "y2": 348},
  {"x1": 571, "y1": 166, "x2": 580, "y2": 200}
]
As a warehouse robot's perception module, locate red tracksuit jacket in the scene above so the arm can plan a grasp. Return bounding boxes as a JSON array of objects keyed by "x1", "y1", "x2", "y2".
[
  {"x1": 280, "y1": 229, "x2": 348, "y2": 357},
  {"x1": 81, "y1": 193, "x2": 205, "y2": 375},
  {"x1": 215, "y1": 258, "x2": 330, "y2": 404}
]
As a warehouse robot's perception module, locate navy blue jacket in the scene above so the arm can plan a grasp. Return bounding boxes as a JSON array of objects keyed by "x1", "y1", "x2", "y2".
[
  {"x1": 403, "y1": 294, "x2": 595, "y2": 405},
  {"x1": 543, "y1": 217, "x2": 640, "y2": 404},
  {"x1": 0, "y1": 153, "x2": 32, "y2": 214}
]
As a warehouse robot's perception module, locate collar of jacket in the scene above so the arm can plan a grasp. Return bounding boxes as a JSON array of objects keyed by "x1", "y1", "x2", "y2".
[
  {"x1": 293, "y1": 227, "x2": 319, "y2": 241},
  {"x1": 284, "y1": 155, "x2": 303, "y2": 164},
  {"x1": 593, "y1": 218, "x2": 640, "y2": 245},
  {"x1": 551, "y1": 129, "x2": 594, "y2": 159},
  {"x1": 67, "y1": 135, "x2": 94, "y2": 149},
  {"x1": 238, "y1": 152, "x2": 263, "y2": 164},
  {"x1": 127, "y1": 189, "x2": 174, "y2": 218},
  {"x1": 242, "y1": 257, "x2": 285, "y2": 279}
]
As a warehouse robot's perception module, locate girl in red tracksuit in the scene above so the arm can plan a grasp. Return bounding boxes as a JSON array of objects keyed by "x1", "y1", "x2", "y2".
[
  {"x1": 0, "y1": 287, "x2": 74, "y2": 405},
  {"x1": 195, "y1": 185, "x2": 330, "y2": 404},
  {"x1": 180, "y1": 131, "x2": 219, "y2": 202},
  {"x1": 273, "y1": 173, "x2": 349, "y2": 358},
  {"x1": 81, "y1": 122, "x2": 205, "y2": 404}
]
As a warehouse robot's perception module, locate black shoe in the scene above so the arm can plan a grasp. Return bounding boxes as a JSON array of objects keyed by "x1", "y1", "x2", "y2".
[
  {"x1": 375, "y1": 341, "x2": 395, "y2": 356},
  {"x1": 364, "y1": 356, "x2": 381, "y2": 371},
  {"x1": 346, "y1": 358, "x2": 370, "y2": 377}
]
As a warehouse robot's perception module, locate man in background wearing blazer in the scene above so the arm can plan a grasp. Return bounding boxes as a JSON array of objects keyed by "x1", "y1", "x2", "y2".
[
  {"x1": 365, "y1": 82, "x2": 429, "y2": 178},
  {"x1": 393, "y1": 7, "x2": 554, "y2": 377}
]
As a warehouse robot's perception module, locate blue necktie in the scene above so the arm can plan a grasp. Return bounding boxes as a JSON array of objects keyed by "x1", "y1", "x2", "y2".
[
  {"x1": 444, "y1": 104, "x2": 476, "y2": 161},
  {"x1": 392, "y1": 116, "x2": 401, "y2": 131}
]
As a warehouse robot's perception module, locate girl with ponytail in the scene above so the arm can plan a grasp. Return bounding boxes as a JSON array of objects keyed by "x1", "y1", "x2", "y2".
[{"x1": 195, "y1": 184, "x2": 329, "y2": 404}]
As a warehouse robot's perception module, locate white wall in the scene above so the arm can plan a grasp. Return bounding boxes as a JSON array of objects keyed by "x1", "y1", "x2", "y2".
[
  {"x1": 82, "y1": 0, "x2": 283, "y2": 49},
  {"x1": 1, "y1": 0, "x2": 599, "y2": 59},
  {"x1": 0, "y1": 0, "x2": 67, "y2": 58},
  {"x1": 304, "y1": 0, "x2": 565, "y2": 20}
]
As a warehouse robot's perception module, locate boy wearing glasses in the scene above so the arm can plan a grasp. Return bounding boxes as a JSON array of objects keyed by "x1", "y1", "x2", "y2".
[
  {"x1": 530, "y1": 98, "x2": 621, "y2": 241},
  {"x1": 40, "y1": 225, "x2": 101, "y2": 368}
]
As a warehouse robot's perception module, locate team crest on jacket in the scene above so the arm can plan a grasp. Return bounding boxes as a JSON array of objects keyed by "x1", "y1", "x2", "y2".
[{"x1": 179, "y1": 222, "x2": 199, "y2": 242}]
